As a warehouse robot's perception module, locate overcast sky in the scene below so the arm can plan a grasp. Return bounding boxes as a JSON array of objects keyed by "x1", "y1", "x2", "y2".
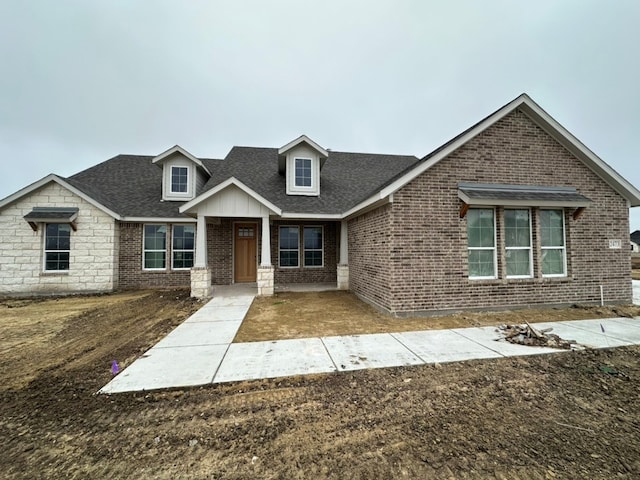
[{"x1": 1, "y1": 1, "x2": 639, "y2": 230}]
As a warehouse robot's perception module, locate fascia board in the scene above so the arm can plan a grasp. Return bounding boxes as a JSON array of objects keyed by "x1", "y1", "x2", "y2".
[
  {"x1": 0, "y1": 174, "x2": 122, "y2": 220},
  {"x1": 120, "y1": 217, "x2": 197, "y2": 223},
  {"x1": 278, "y1": 135, "x2": 328, "y2": 158},
  {"x1": 279, "y1": 212, "x2": 342, "y2": 220},
  {"x1": 179, "y1": 177, "x2": 282, "y2": 216},
  {"x1": 518, "y1": 100, "x2": 640, "y2": 207},
  {"x1": 152, "y1": 145, "x2": 211, "y2": 176}
]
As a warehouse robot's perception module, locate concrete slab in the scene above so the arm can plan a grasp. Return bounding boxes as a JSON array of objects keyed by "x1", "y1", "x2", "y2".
[
  {"x1": 100, "y1": 344, "x2": 228, "y2": 394},
  {"x1": 153, "y1": 320, "x2": 242, "y2": 348},
  {"x1": 213, "y1": 338, "x2": 337, "y2": 383},
  {"x1": 184, "y1": 305, "x2": 250, "y2": 323},
  {"x1": 392, "y1": 330, "x2": 503, "y2": 364},
  {"x1": 206, "y1": 295, "x2": 256, "y2": 307},
  {"x1": 560, "y1": 318, "x2": 640, "y2": 344},
  {"x1": 455, "y1": 326, "x2": 565, "y2": 357},
  {"x1": 322, "y1": 334, "x2": 423, "y2": 371},
  {"x1": 533, "y1": 320, "x2": 631, "y2": 349}
]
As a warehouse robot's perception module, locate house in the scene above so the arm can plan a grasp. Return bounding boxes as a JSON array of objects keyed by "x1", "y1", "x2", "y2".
[
  {"x1": 632, "y1": 230, "x2": 640, "y2": 253},
  {"x1": 1, "y1": 94, "x2": 639, "y2": 315}
]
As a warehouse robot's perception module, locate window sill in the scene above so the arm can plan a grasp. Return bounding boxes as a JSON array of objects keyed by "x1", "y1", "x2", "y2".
[
  {"x1": 468, "y1": 276, "x2": 573, "y2": 284},
  {"x1": 40, "y1": 271, "x2": 69, "y2": 276}
]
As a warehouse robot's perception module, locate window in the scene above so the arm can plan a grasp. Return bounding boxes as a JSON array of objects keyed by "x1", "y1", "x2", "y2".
[
  {"x1": 303, "y1": 226, "x2": 323, "y2": 267},
  {"x1": 504, "y1": 209, "x2": 532, "y2": 278},
  {"x1": 540, "y1": 209, "x2": 566, "y2": 276},
  {"x1": 172, "y1": 225, "x2": 195, "y2": 269},
  {"x1": 44, "y1": 224, "x2": 71, "y2": 271},
  {"x1": 171, "y1": 166, "x2": 188, "y2": 193},
  {"x1": 467, "y1": 208, "x2": 496, "y2": 279},
  {"x1": 294, "y1": 158, "x2": 312, "y2": 187},
  {"x1": 144, "y1": 225, "x2": 167, "y2": 269},
  {"x1": 279, "y1": 226, "x2": 299, "y2": 267}
]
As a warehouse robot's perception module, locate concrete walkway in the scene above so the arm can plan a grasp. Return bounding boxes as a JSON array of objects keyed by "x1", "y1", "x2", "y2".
[{"x1": 100, "y1": 284, "x2": 640, "y2": 394}]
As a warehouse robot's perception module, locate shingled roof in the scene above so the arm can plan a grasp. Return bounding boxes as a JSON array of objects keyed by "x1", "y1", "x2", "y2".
[{"x1": 65, "y1": 148, "x2": 419, "y2": 218}]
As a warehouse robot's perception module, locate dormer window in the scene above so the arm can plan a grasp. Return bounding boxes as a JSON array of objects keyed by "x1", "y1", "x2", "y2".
[
  {"x1": 278, "y1": 135, "x2": 327, "y2": 197},
  {"x1": 295, "y1": 158, "x2": 312, "y2": 188},
  {"x1": 171, "y1": 166, "x2": 189, "y2": 194},
  {"x1": 151, "y1": 145, "x2": 211, "y2": 202}
]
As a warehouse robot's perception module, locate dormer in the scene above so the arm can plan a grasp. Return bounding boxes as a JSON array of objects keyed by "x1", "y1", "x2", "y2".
[
  {"x1": 278, "y1": 135, "x2": 328, "y2": 196},
  {"x1": 152, "y1": 145, "x2": 211, "y2": 201}
]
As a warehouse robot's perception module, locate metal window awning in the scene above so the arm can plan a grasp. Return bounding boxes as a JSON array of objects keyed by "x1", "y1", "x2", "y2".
[
  {"x1": 458, "y1": 183, "x2": 592, "y2": 220},
  {"x1": 23, "y1": 207, "x2": 79, "y2": 231}
]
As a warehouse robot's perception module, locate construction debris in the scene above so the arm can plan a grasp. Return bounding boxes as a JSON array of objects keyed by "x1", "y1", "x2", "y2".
[{"x1": 496, "y1": 321, "x2": 576, "y2": 349}]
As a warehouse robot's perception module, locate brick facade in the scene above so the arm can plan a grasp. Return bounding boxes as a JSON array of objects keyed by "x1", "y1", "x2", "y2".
[
  {"x1": 118, "y1": 222, "x2": 191, "y2": 289},
  {"x1": 349, "y1": 109, "x2": 632, "y2": 315},
  {"x1": 271, "y1": 220, "x2": 338, "y2": 284}
]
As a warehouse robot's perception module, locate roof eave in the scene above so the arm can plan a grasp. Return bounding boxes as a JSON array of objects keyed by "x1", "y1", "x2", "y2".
[{"x1": 0, "y1": 174, "x2": 122, "y2": 220}]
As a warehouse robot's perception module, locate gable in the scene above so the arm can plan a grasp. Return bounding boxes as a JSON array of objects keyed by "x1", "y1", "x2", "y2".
[{"x1": 184, "y1": 183, "x2": 277, "y2": 217}]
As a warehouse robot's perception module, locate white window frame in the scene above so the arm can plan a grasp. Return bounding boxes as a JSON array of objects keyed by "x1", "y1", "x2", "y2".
[
  {"x1": 170, "y1": 166, "x2": 189, "y2": 194},
  {"x1": 303, "y1": 226, "x2": 324, "y2": 268},
  {"x1": 171, "y1": 224, "x2": 195, "y2": 270},
  {"x1": 540, "y1": 209, "x2": 567, "y2": 277},
  {"x1": 43, "y1": 223, "x2": 71, "y2": 272},
  {"x1": 278, "y1": 225, "x2": 300, "y2": 268},
  {"x1": 504, "y1": 208, "x2": 533, "y2": 279},
  {"x1": 143, "y1": 224, "x2": 167, "y2": 271},
  {"x1": 467, "y1": 208, "x2": 497, "y2": 280},
  {"x1": 294, "y1": 157, "x2": 313, "y2": 188}
]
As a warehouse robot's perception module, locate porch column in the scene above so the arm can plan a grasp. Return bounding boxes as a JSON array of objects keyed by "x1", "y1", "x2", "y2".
[
  {"x1": 260, "y1": 215, "x2": 271, "y2": 266},
  {"x1": 257, "y1": 215, "x2": 274, "y2": 296},
  {"x1": 190, "y1": 214, "x2": 212, "y2": 298},
  {"x1": 337, "y1": 220, "x2": 349, "y2": 290},
  {"x1": 195, "y1": 214, "x2": 208, "y2": 267}
]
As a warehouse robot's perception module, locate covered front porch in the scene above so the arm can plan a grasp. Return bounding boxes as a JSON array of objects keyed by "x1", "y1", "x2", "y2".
[{"x1": 180, "y1": 179, "x2": 349, "y2": 298}]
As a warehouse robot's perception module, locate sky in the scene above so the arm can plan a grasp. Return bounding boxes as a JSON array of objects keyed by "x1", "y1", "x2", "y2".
[{"x1": 1, "y1": 1, "x2": 639, "y2": 231}]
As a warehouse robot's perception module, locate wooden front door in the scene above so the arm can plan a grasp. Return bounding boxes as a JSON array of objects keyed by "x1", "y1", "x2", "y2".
[{"x1": 234, "y1": 223, "x2": 257, "y2": 283}]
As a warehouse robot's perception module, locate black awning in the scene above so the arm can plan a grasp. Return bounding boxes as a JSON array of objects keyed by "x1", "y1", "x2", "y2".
[
  {"x1": 24, "y1": 207, "x2": 79, "y2": 231},
  {"x1": 458, "y1": 183, "x2": 592, "y2": 207}
]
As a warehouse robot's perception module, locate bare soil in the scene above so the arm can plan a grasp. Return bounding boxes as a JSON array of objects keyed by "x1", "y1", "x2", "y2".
[
  {"x1": 235, "y1": 291, "x2": 640, "y2": 342},
  {"x1": 2, "y1": 290, "x2": 640, "y2": 479}
]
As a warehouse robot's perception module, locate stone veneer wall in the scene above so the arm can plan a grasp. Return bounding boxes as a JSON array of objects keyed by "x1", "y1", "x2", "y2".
[
  {"x1": 348, "y1": 108, "x2": 632, "y2": 315},
  {"x1": 0, "y1": 183, "x2": 118, "y2": 294}
]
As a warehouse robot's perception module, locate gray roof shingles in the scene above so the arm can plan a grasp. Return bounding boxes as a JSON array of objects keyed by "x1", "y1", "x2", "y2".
[{"x1": 65, "y1": 148, "x2": 420, "y2": 218}]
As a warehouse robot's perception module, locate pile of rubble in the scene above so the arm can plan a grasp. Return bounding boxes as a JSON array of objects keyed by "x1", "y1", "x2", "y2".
[{"x1": 497, "y1": 321, "x2": 576, "y2": 349}]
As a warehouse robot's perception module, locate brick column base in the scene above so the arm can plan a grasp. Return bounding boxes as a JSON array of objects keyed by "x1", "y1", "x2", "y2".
[
  {"x1": 257, "y1": 266, "x2": 274, "y2": 296},
  {"x1": 190, "y1": 267, "x2": 212, "y2": 298},
  {"x1": 337, "y1": 264, "x2": 349, "y2": 290}
]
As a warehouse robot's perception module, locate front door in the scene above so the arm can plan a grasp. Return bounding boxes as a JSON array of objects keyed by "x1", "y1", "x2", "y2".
[{"x1": 234, "y1": 223, "x2": 257, "y2": 283}]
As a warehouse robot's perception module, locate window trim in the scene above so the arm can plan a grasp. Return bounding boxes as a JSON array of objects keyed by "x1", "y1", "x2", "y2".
[
  {"x1": 540, "y1": 209, "x2": 567, "y2": 278},
  {"x1": 467, "y1": 207, "x2": 497, "y2": 280},
  {"x1": 303, "y1": 225, "x2": 324, "y2": 268},
  {"x1": 504, "y1": 208, "x2": 533, "y2": 279},
  {"x1": 294, "y1": 157, "x2": 313, "y2": 189},
  {"x1": 278, "y1": 225, "x2": 300, "y2": 268},
  {"x1": 170, "y1": 165, "x2": 190, "y2": 195},
  {"x1": 171, "y1": 224, "x2": 195, "y2": 271},
  {"x1": 43, "y1": 223, "x2": 71, "y2": 272},
  {"x1": 143, "y1": 224, "x2": 168, "y2": 271}
]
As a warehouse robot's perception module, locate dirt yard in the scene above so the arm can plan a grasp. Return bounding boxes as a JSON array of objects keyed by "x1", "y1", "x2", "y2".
[
  {"x1": 2, "y1": 290, "x2": 640, "y2": 479},
  {"x1": 235, "y1": 291, "x2": 640, "y2": 342}
]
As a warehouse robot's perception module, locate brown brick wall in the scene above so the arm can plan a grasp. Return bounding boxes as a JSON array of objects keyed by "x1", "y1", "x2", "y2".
[
  {"x1": 207, "y1": 219, "x2": 233, "y2": 284},
  {"x1": 348, "y1": 205, "x2": 394, "y2": 309},
  {"x1": 271, "y1": 220, "x2": 338, "y2": 284},
  {"x1": 350, "y1": 108, "x2": 632, "y2": 314},
  {"x1": 118, "y1": 223, "x2": 191, "y2": 289}
]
